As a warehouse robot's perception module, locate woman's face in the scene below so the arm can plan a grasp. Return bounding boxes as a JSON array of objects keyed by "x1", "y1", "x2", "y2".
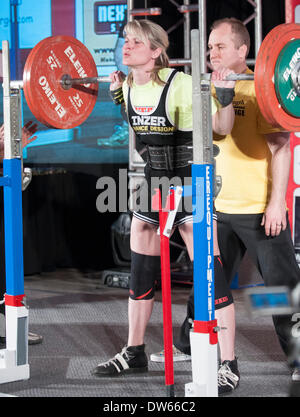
[{"x1": 122, "y1": 33, "x2": 160, "y2": 69}]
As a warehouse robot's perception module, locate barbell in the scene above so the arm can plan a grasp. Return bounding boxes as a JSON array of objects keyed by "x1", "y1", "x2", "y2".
[{"x1": 7, "y1": 23, "x2": 300, "y2": 131}]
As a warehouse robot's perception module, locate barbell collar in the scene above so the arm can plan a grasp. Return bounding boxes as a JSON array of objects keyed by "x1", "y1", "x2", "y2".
[
  {"x1": 291, "y1": 62, "x2": 300, "y2": 97},
  {"x1": 10, "y1": 80, "x2": 23, "y2": 89},
  {"x1": 60, "y1": 74, "x2": 110, "y2": 90}
]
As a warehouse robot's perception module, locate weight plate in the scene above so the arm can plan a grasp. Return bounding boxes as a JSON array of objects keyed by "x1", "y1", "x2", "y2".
[
  {"x1": 255, "y1": 23, "x2": 291, "y2": 127},
  {"x1": 274, "y1": 39, "x2": 300, "y2": 118},
  {"x1": 23, "y1": 38, "x2": 48, "y2": 126},
  {"x1": 23, "y1": 36, "x2": 98, "y2": 129},
  {"x1": 255, "y1": 23, "x2": 300, "y2": 131},
  {"x1": 254, "y1": 24, "x2": 283, "y2": 127}
]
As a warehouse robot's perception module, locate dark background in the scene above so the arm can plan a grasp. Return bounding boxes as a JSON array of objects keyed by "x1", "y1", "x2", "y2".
[
  {"x1": 142, "y1": 0, "x2": 286, "y2": 63},
  {"x1": 21, "y1": 0, "x2": 287, "y2": 275}
]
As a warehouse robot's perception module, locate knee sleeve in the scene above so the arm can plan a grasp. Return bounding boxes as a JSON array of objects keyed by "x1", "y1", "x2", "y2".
[
  {"x1": 130, "y1": 251, "x2": 161, "y2": 300},
  {"x1": 214, "y1": 256, "x2": 233, "y2": 310}
]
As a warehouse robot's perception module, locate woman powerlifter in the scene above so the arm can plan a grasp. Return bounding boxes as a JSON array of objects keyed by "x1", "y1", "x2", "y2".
[{"x1": 92, "y1": 19, "x2": 236, "y2": 377}]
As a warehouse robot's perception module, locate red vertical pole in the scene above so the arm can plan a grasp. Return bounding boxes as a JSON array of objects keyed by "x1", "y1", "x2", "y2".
[{"x1": 158, "y1": 189, "x2": 175, "y2": 397}]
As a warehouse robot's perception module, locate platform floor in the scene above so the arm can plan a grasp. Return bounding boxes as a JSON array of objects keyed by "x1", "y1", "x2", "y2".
[{"x1": 0, "y1": 268, "x2": 297, "y2": 398}]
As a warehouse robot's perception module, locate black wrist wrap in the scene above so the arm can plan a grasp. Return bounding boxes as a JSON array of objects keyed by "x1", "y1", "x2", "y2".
[
  {"x1": 110, "y1": 87, "x2": 124, "y2": 105},
  {"x1": 215, "y1": 87, "x2": 235, "y2": 107}
]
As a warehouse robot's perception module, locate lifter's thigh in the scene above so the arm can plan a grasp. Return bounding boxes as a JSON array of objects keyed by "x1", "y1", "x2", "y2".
[{"x1": 130, "y1": 217, "x2": 161, "y2": 255}]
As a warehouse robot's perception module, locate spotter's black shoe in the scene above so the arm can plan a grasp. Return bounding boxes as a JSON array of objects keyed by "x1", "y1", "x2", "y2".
[
  {"x1": 92, "y1": 344, "x2": 148, "y2": 377},
  {"x1": 0, "y1": 332, "x2": 43, "y2": 347},
  {"x1": 218, "y1": 357, "x2": 240, "y2": 395}
]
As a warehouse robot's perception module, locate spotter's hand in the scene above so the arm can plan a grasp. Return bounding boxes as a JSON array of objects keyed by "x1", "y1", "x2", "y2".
[{"x1": 211, "y1": 66, "x2": 236, "y2": 89}]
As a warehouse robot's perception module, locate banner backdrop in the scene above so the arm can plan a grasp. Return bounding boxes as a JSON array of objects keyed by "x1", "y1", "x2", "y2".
[{"x1": 0, "y1": 0, "x2": 129, "y2": 166}]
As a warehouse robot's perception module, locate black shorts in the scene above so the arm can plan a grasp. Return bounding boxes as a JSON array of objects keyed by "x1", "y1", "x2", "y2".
[
  {"x1": 216, "y1": 211, "x2": 300, "y2": 291},
  {"x1": 216, "y1": 211, "x2": 300, "y2": 355},
  {"x1": 133, "y1": 163, "x2": 193, "y2": 227}
]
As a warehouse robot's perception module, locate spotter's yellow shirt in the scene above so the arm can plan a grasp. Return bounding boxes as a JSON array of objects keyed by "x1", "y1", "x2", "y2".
[{"x1": 213, "y1": 68, "x2": 282, "y2": 214}]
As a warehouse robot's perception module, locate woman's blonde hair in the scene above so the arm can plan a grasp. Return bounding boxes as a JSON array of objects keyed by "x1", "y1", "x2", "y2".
[{"x1": 124, "y1": 19, "x2": 169, "y2": 87}]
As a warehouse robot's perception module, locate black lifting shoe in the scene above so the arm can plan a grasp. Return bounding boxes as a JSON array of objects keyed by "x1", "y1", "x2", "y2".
[
  {"x1": 218, "y1": 357, "x2": 240, "y2": 395},
  {"x1": 92, "y1": 344, "x2": 148, "y2": 377}
]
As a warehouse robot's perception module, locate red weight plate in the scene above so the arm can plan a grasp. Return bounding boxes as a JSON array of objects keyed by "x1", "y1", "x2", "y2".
[
  {"x1": 23, "y1": 38, "x2": 50, "y2": 126},
  {"x1": 255, "y1": 24, "x2": 300, "y2": 129},
  {"x1": 24, "y1": 38, "x2": 65, "y2": 127},
  {"x1": 254, "y1": 25, "x2": 283, "y2": 126},
  {"x1": 269, "y1": 25, "x2": 300, "y2": 130},
  {"x1": 255, "y1": 23, "x2": 300, "y2": 131},
  {"x1": 255, "y1": 23, "x2": 291, "y2": 127},
  {"x1": 267, "y1": 24, "x2": 300, "y2": 131},
  {"x1": 23, "y1": 36, "x2": 98, "y2": 129},
  {"x1": 23, "y1": 37, "x2": 66, "y2": 127}
]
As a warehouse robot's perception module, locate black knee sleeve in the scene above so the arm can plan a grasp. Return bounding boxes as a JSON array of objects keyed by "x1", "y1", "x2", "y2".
[
  {"x1": 130, "y1": 251, "x2": 161, "y2": 300},
  {"x1": 186, "y1": 258, "x2": 233, "y2": 314},
  {"x1": 214, "y1": 256, "x2": 233, "y2": 310}
]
